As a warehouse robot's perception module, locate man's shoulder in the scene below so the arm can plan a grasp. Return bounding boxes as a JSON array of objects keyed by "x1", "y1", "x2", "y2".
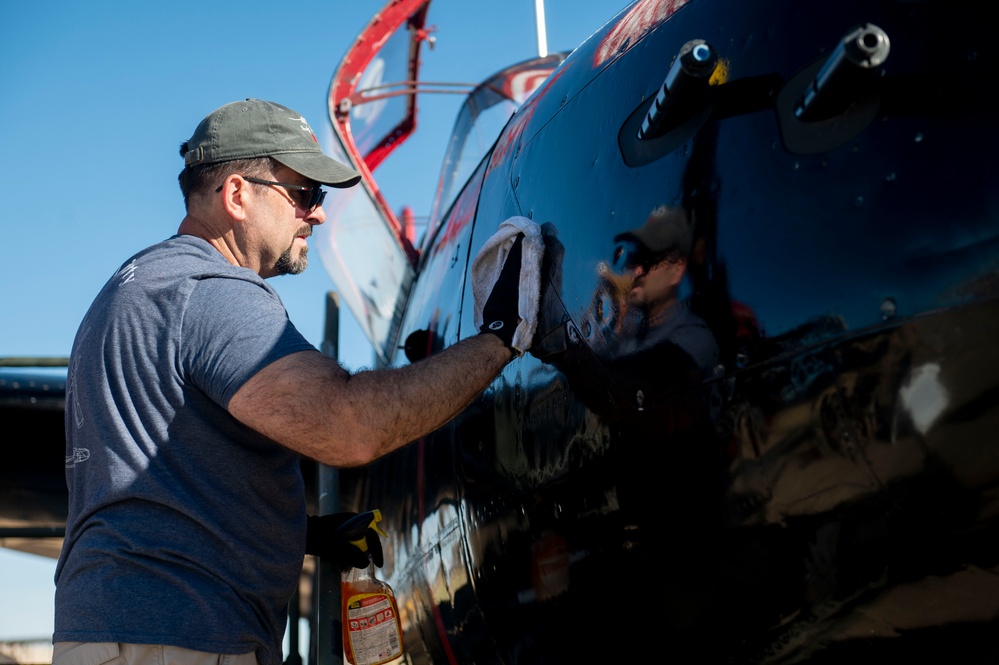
[{"x1": 96, "y1": 236, "x2": 270, "y2": 311}]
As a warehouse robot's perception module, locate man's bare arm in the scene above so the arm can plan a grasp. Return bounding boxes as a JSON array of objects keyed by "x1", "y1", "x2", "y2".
[{"x1": 228, "y1": 333, "x2": 512, "y2": 467}]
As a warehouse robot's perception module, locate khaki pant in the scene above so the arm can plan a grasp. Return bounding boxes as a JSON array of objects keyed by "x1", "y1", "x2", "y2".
[{"x1": 52, "y1": 643, "x2": 258, "y2": 665}]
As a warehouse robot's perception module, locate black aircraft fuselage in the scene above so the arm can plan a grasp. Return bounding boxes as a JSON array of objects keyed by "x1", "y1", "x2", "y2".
[{"x1": 324, "y1": 0, "x2": 999, "y2": 663}]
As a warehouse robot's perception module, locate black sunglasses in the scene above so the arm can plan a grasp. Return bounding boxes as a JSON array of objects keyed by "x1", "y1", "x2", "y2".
[
  {"x1": 216, "y1": 176, "x2": 326, "y2": 211},
  {"x1": 614, "y1": 243, "x2": 667, "y2": 273}
]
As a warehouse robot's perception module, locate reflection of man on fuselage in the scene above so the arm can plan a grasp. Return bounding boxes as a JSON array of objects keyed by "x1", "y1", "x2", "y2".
[
  {"x1": 610, "y1": 205, "x2": 719, "y2": 378},
  {"x1": 595, "y1": 207, "x2": 725, "y2": 619},
  {"x1": 533, "y1": 208, "x2": 725, "y2": 593}
]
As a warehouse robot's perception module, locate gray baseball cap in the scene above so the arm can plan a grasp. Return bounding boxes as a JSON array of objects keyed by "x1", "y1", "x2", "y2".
[
  {"x1": 181, "y1": 99, "x2": 361, "y2": 188},
  {"x1": 614, "y1": 205, "x2": 692, "y2": 256}
]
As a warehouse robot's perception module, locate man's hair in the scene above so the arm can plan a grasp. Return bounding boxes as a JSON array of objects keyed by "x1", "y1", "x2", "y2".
[
  {"x1": 655, "y1": 245, "x2": 685, "y2": 266},
  {"x1": 177, "y1": 155, "x2": 275, "y2": 211}
]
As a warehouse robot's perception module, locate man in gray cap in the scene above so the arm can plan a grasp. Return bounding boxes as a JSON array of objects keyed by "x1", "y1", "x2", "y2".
[
  {"x1": 611, "y1": 205, "x2": 718, "y2": 373},
  {"x1": 52, "y1": 99, "x2": 526, "y2": 665}
]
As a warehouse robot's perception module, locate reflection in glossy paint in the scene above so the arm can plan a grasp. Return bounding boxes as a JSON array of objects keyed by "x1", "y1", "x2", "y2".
[{"x1": 900, "y1": 363, "x2": 948, "y2": 435}]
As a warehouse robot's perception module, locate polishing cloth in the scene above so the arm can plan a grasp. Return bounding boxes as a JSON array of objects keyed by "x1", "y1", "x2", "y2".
[{"x1": 472, "y1": 216, "x2": 544, "y2": 355}]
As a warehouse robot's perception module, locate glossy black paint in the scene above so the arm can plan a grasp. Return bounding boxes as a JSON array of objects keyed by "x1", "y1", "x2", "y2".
[{"x1": 337, "y1": 0, "x2": 999, "y2": 662}]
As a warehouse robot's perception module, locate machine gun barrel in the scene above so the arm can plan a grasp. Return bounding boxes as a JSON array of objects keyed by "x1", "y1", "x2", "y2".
[
  {"x1": 795, "y1": 23, "x2": 890, "y2": 121},
  {"x1": 638, "y1": 39, "x2": 718, "y2": 140}
]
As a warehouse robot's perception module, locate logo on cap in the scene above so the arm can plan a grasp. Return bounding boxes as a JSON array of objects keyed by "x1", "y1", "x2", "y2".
[{"x1": 290, "y1": 115, "x2": 318, "y2": 143}]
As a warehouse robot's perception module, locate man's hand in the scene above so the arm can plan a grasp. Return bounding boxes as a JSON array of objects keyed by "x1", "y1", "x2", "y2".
[
  {"x1": 305, "y1": 511, "x2": 385, "y2": 569},
  {"x1": 479, "y1": 233, "x2": 524, "y2": 349}
]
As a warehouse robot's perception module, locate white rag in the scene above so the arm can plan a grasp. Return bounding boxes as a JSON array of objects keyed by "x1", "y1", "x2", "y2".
[{"x1": 472, "y1": 216, "x2": 543, "y2": 356}]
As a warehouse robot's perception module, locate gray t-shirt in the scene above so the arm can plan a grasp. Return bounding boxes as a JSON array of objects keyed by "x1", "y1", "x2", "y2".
[
  {"x1": 55, "y1": 235, "x2": 316, "y2": 665},
  {"x1": 612, "y1": 300, "x2": 719, "y2": 375}
]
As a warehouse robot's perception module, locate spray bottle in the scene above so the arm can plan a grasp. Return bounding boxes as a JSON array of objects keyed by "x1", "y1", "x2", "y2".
[{"x1": 339, "y1": 509, "x2": 404, "y2": 665}]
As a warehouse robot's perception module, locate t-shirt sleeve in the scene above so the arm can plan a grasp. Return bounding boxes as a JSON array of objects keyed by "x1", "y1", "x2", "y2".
[{"x1": 181, "y1": 275, "x2": 316, "y2": 408}]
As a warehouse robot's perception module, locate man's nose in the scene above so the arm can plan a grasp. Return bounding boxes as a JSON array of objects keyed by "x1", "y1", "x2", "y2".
[{"x1": 307, "y1": 203, "x2": 327, "y2": 225}]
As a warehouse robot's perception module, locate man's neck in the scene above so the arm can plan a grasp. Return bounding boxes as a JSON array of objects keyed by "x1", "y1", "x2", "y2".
[
  {"x1": 178, "y1": 214, "x2": 241, "y2": 269},
  {"x1": 644, "y1": 294, "x2": 680, "y2": 327}
]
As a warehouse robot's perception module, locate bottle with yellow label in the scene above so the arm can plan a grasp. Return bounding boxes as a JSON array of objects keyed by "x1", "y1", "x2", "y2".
[{"x1": 340, "y1": 510, "x2": 404, "y2": 665}]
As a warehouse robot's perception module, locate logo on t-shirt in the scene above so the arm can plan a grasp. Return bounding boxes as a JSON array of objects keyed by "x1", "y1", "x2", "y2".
[
  {"x1": 66, "y1": 448, "x2": 90, "y2": 468},
  {"x1": 118, "y1": 259, "x2": 138, "y2": 286}
]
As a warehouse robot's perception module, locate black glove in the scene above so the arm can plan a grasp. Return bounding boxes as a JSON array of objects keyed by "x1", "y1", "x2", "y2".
[
  {"x1": 305, "y1": 511, "x2": 385, "y2": 569},
  {"x1": 479, "y1": 233, "x2": 524, "y2": 349}
]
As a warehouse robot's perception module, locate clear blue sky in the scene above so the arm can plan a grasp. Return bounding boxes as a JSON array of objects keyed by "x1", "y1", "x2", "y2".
[{"x1": 0, "y1": 0, "x2": 622, "y2": 645}]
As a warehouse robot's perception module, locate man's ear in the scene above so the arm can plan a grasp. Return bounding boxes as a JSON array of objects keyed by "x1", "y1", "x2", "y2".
[
  {"x1": 668, "y1": 258, "x2": 688, "y2": 287},
  {"x1": 219, "y1": 175, "x2": 250, "y2": 221}
]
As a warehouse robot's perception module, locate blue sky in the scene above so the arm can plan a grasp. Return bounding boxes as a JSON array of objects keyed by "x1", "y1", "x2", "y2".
[{"x1": 0, "y1": 0, "x2": 622, "y2": 646}]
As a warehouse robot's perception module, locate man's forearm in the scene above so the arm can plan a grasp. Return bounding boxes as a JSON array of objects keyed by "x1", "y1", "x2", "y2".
[
  {"x1": 342, "y1": 332, "x2": 513, "y2": 462},
  {"x1": 229, "y1": 333, "x2": 513, "y2": 467}
]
